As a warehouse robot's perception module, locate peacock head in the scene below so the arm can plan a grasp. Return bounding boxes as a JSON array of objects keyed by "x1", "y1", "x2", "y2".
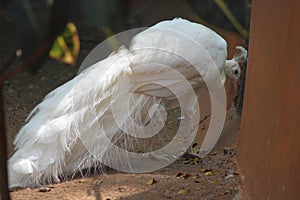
[
  {"x1": 224, "y1": 60, "x2": 241, "y2": 82},
  {"x1": 224, "y1": 46, "x2": 247, "y2": 88}
]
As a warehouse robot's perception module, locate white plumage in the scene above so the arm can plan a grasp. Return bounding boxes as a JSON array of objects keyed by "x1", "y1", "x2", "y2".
[{"x1": 8, "y1": 18, "x2": 246, "y2": 188}]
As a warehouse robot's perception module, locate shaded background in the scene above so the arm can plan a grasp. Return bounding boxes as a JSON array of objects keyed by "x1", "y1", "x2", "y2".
[{"x1": 0, "y1": 0, "x2": 249, "y2": 68}]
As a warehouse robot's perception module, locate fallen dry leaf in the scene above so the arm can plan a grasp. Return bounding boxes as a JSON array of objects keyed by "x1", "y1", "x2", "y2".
[
  {"x1": 199, "y1": 167, "x2": 206, "y2": 173},
  {"x1": 175, "y1": 173, "x2": 192, "y2": 179},
  {"x1": 205, "y1": 171, "x2": 213, "y2": 176},
  {"x1": 118, "y1": 186, "x2": 127, "y2": 192},
  {"x1": 166, "y1": 121, "x2": 174, "y2": 125},
  {"x1": 194, "y1": 179, "x2": 202, "y2": 183},
  {"x1": 218, "y1": 190, "x2": 230, "y2": 196},
  {"x1": 175, "y1": 172, "x2": 184, "y2": 177},
  {"x1": 182, "y1": 173, "x2": 192, "y2": 179},
  {"x1": 225, "y1": 174, "x2": 234, "y2": 180},
  {"x1": 210, "y1": 150, "x2": 218, "y2": 156},
  {"x1": 146, "y1": 178, "x2": 157, "y2": 185},
  {"x1": 233, "y1": 171, "x2": 240, "y2": 175},
  {"x1": 199, "y1": 167, "x2": 213, "y2": 173},
  {"x1": 178, "y1": 189, "x2": 189, "y2": 195},
  {"x1": 192, "y1": 174, "x2": 200, "y2": 179}
]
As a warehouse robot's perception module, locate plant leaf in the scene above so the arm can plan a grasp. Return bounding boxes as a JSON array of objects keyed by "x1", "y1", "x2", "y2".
[{"x1": 49, "y1": 22, "x2": 80, "y2": 65}]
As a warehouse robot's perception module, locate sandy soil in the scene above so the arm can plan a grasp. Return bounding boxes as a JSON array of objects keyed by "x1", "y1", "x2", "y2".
[
  {"x1": 3, "y1": 60, "x2": 242, "y2": 199},
  {"x1": 1, "y1": 1, "x2": 244, "y2": 199}
]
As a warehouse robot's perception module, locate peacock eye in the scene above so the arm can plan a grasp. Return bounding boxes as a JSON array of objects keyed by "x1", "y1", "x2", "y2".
[{"x1": 233, "y1": 69, "x2": 239, "y2": 75}]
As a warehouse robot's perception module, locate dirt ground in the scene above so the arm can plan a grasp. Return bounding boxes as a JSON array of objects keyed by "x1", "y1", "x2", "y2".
[
  {"x1": 1, "y1": 1, "x2": 245, "y2": 199},
  {"x1": 3, "y1": 59, "x2": 243, "y2": 200}
]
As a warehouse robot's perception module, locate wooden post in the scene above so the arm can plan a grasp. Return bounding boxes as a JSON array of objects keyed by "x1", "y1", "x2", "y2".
[
  {"x1": 0, "y1": 50, "x2": 23, "y2": 200},
  {"x1": 237, "y1": 0, "x2": 300, "y2": 199},
  {"x1": 0, "y1": 36, "x2": 53, "y2": 199},
  {"x1": 0, "y1": 88, "x2": 10, "y2": 200},
  {"x1": 0, "y1": 46, "x2": 48, "y2": 199}
]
